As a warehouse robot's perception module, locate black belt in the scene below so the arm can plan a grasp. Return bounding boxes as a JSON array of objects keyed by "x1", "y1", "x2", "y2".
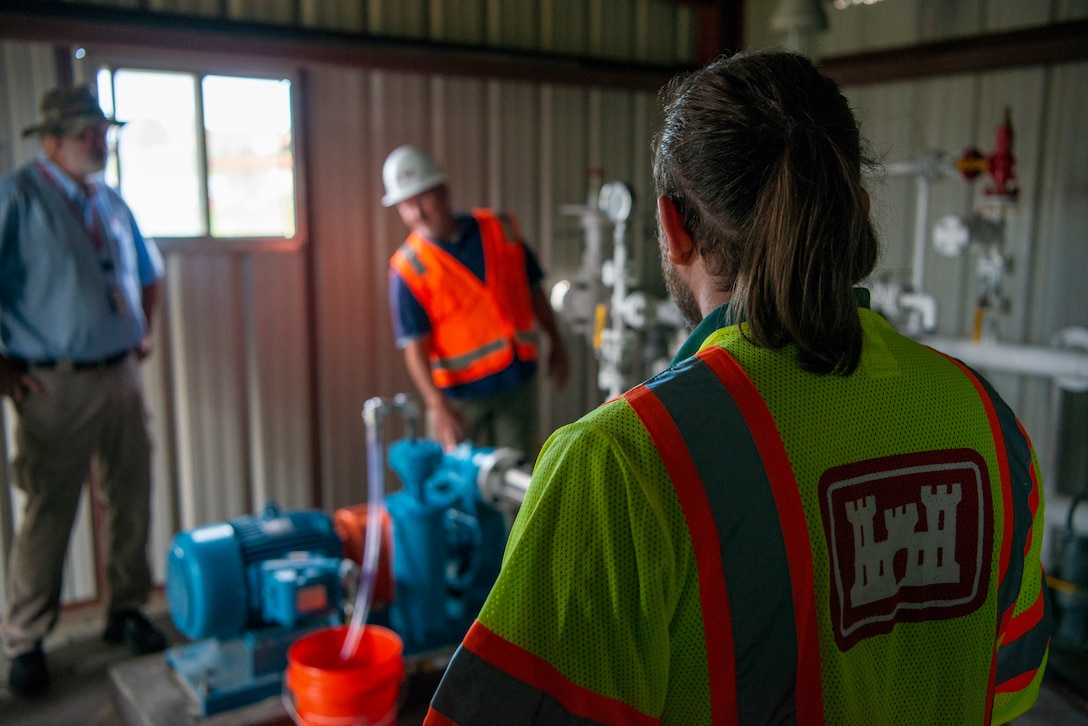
[{"x1": 13, "y1": 350, "x2": 131, "y2": 372}]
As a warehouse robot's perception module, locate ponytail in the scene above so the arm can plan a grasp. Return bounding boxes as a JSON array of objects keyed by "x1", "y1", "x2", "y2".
[
  {"x1": 654, "y1": 50, "x2": 879, "y2": 375},
  {"x1": 738, "y1": 124, "x2": 878, "y2": 374}
]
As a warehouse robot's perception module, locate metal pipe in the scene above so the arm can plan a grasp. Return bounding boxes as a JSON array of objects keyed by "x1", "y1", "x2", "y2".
[
  {"x1": 918, "y1": 336, "x2": 1088, "y2": 388},
  {"x1": 498, "y1": 467, "x2": 532, "y2": 505}
]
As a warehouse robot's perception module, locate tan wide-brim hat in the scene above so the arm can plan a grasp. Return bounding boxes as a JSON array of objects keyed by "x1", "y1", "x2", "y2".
[{"x1": 21, "y1": 84, "x2": 125, "y2": 138}]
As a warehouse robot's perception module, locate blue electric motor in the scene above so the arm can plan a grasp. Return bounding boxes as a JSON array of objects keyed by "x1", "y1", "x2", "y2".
[
  {"x1": 166, "y1": 501, "x2": 345, "y2": 639},
  {"x1": 164, "y1": 502, "x2": 347, "y2": 715}
]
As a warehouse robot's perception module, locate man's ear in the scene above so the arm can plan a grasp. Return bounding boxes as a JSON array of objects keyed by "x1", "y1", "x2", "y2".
[{"x1": 657, "y1": 195, "x2": 695, "y2": 265}]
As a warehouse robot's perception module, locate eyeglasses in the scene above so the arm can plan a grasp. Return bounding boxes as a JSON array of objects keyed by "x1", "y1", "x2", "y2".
[{"x1": 61, "y1": 122, "x2": 112, "y2": 143}]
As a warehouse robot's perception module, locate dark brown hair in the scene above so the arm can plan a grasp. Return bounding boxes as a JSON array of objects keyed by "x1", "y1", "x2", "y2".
[{"x1": 653, "y1": 51, "x2": 878, "y2": 375}]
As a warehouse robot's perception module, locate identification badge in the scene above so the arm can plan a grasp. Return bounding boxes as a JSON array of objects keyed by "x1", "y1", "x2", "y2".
[{"x1": 107, "y1": 283, "x2": 128, "y2": 316}]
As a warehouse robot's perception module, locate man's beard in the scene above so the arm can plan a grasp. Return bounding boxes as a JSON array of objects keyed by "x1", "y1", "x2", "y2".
[{"x1": 660, "y1": 248, "x2": 702, "y2": 330}]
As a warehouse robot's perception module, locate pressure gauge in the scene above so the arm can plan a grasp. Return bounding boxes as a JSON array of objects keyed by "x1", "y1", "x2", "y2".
[
  {"x1": 599, "y1": 182, "x2": 633, "y2": 224},
  {"x1": 933, "y1": 214, "x2": 970, "y2": 257}
]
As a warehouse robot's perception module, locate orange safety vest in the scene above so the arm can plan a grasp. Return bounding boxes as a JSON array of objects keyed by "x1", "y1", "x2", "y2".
[{"x1": 390, "y1": 209, "x2": 538, "y2": 389}]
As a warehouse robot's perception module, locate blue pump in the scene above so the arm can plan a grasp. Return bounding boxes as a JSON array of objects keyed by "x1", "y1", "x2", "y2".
[
  {"x1": 159, "y1": 395, "x2": 532, "y2": 717},
  {"x1": 163, "y1": 502, "x2": 345, "y2": 715},
  {"x1": 381, "y1": 439, "x2": 510, "y2": 653}
]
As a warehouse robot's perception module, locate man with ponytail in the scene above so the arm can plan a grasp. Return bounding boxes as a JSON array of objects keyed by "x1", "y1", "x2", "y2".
[{"x1": 425, "y1": 51, "x2": 1050, "y2": 725}]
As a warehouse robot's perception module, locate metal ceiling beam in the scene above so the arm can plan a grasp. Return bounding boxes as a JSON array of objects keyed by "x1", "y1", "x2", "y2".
[
  {"x1": 0, "y1": 0, "x2": 694, "y2": 92},
  {"x1": 661, "y1": 0, "x2": 744, "y2": 64},
  {"x1": 4, "y1": 1, "x2": 1085, "y2": 89},
  {"x1": 819, "y1": 18, "x2": 1088, "y2": 86}
]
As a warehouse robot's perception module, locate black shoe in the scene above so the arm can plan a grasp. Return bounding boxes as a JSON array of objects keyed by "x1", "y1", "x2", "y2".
[
  {"x1": 102, "y1": 609, "x2": 168, "y2": 655},
  {"x1": 9, "y1": 646, "x2": 50, "y2": 697}
]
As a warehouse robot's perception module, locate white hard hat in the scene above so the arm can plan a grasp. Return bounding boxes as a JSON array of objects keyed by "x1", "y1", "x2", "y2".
[{"x1": 381, "y1": 145, "x2": 447, "y2": 207}]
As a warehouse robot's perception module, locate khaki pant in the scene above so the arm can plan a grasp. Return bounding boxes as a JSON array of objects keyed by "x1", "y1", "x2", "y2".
[
  {"x1": 1, "y1": 355, "x2": 154, "y2": 657},
  {"x1": 448, "y1": 378, "x2": 539, "y2": 463}
]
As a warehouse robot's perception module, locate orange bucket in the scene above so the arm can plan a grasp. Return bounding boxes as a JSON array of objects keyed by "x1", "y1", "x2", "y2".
[{"x1": 285, "y1": 625, "x2": 405, "y2": 726}]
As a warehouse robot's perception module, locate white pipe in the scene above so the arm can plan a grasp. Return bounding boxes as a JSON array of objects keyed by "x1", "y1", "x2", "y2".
[
  {"x1": 499, "y1": 467, "x2": 532, "y2": 505},
  {"x1": 918, "y1": 336, "x2": 1088, "y2": 387},
  {"x1": 879, "y1": 152, "x2": 957, "y2": 298},
  {"x1": 899, "y1": 293, "x2": 938, "y2": 333},
  {"x1": 476, "y1": 448, "x2": 531, "y2": 507},
  {"x1": 606, "y1": 220, "x2": 629, "y2": 400},
  {"x1": 910, "y1": 176, "x2": 930, "y2": 294}
]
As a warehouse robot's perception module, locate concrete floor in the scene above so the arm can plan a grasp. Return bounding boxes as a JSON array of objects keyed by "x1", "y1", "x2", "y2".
[{"x1": 2, "y1": 592, "x2": 1087, "y2": 725}]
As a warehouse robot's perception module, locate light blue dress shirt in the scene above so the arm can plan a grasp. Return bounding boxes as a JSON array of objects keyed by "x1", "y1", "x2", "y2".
[{"x1": 0, "y1": 155, "x2": 164, "y2": 361}]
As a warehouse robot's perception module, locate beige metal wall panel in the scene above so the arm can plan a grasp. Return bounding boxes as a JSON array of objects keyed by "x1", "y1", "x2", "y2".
[
  {"x1": 140, "y1": 308, "x2": 179, "y2": 583},
  {"x1": 430, "y1": 0, "x2": 488, "y2": 45},
  {"x1": 591, "y1": 0, "x2": 637, "y2": 60},
  {"x1": 987, "y1": 0, "x2": 1055, "y2": 29},
  {"x1": 492, "y1": 80, "x2": 541, "y2": 225},
  {"x1": 433, "y1": 77, "x2": 491, "y2": 208},
  {"x1": 847, "y1": 80, "x2": 922, "y2": 278},
  {"x1": 487, "y1": 0, "x2": 540, "y2": 49},
  {"x1": 917, "y1": 0, "x2": 986, "y2": 43},
  {"x1": 307, "y1": 68, "x2": 399, "y2": 510},
  {"x1": 147, "y1": 0, "x2": 221, "y2": 16},
  {"x1": 540, "y1": 0, "x2": 593, "y2": 56},
  {"x1": 247, "y1": 250, "x2": 315, "y2": 511},
  {"x1": 299, "y1": 0, "x2": 366, "y2": 33},
  {"x1": 1027, "y1": 60, "x2": 1088, "y2": 490},
  {"x1": 367, "y1": 1, "x2": 431, "y2": 39},
  {"x1": 1058, "y1": 0, "x2": 1088, "y2": 21},
  {"x1": 0, "y1": 43, "x2": 58, "y2": 171},
  {"x1": 1033, "y1": 61, "x2": 1088, "y2": 340},
  {"x1": 225, "y1": 0, "x2": 297, "y2": 25},
  {"x1": 167, "y1": 255, "x2": 253, "y2": 527}
]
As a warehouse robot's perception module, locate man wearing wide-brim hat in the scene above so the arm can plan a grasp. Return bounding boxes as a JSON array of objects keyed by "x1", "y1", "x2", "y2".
[
  {"x1": 0, "y1": 84, "x2": 168, "y2": 697},
  {"x1": 20, "y1": 84, "x2": 127, "y2": 139}
]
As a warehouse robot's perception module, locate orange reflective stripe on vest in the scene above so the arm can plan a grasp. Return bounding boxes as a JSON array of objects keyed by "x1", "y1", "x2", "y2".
[
  {"x1": 625, "y1": 345, "x2": 825, "y2": 725},
  {"x1": 390, "y1": 209, "x2": 538, "y2": 388}
]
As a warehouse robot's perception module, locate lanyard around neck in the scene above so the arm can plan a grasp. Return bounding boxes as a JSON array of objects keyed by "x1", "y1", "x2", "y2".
[{"x1": 35, "y1": 159, "x2": 109, "y2": 252}]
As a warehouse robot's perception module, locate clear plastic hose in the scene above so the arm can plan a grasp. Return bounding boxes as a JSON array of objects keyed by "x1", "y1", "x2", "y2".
[{"x1": 340, "y1": 397, "x2": 388, "y2": 661}]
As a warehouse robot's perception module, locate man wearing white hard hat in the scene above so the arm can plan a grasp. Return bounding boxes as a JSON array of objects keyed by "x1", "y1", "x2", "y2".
[{"x1": 384, "y1": 145, "x2": 570, "y2": 460}]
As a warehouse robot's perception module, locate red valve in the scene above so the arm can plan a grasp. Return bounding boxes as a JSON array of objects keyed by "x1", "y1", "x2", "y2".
[
  {"x1": 954, "y1": 109, "x2": 1018, "y2": 204},
  {"x1": 985, "y1": 108, "x2": 1017, "y2": 201}
]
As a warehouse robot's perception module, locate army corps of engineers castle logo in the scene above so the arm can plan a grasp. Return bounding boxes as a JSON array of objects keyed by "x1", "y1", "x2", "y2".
[{"x1": 819, "y1": 449, "x2": 994, "y2": 650}]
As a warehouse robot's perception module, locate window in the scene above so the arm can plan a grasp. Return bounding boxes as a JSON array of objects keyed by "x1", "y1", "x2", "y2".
[{"x1": 95, "y1": 67, "x2": 297, "y2": 242}]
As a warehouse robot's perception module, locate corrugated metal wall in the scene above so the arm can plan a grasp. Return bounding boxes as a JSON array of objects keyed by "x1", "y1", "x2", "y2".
[
  {"x1": 0, "y1": 0, "x2": 695, "y2": 607},
  {"x1": 748, "y1": 0, "x2": 1088, "y2": 498},
  {"x1": 306, "y1": 66, "x2": 668, "y2": 507},
  {"x1": 1, "y1": 0, "x2": 1086, "y2": 612}
]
